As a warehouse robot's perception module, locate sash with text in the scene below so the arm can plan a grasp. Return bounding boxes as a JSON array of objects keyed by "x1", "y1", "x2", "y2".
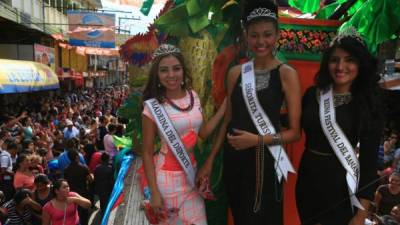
[
  {"x1": 319, "y1": 87, "x2": 364, "y2": 210},
  {"x1": 145, "y1": 98, "x2": 196, "y2": 187},
  {"x1": 241, "y1": 61, "x2": 295, "y2": 182}
]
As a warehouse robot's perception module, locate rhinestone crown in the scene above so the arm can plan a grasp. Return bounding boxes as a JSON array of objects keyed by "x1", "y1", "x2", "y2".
[
  {"x1": 246, "y1": 7, "x2": 277, "y2": 22},
  {"x1": 331, "y1": 26, "x2": 365, "y2": 47},
  {"x1": 152, "y1": 44, "x2": 181, "y2": 59}
]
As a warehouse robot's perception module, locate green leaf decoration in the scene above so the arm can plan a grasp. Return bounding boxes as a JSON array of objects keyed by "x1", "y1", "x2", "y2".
[{"x1": 140, "y1": 0, "x2": 155, "y2": 16}]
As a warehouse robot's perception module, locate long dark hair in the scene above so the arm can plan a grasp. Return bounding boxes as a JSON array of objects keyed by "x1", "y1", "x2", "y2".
[
  {"x1": 51, "y1": 178, "x2": 68, "y2": 197},
  {"x1": 142, "y1": 51, "x2": 192, "y2": 103},
  {"x1": 315, "y1": 36, "x2": 383, "y2": 118}
]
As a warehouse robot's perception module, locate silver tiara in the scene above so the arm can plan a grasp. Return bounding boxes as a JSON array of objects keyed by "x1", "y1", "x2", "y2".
[
  {"x1": 152, "y1": 44, "x2": 181, "y2": 58},
  {"x1": 330, "y1": 26, "x2": 365, "y2": 47},
  {"x1": 246, "y1": 7, "x2": 277, "y2": 22}
]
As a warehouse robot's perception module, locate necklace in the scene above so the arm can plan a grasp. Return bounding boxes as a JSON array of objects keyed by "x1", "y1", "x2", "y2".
[
  {"x1": 164, "y1": 90, "x2": 194, "y2": 112},
  {"x1": 316, "y1": 90, "x2": 352, "y2": 107}
]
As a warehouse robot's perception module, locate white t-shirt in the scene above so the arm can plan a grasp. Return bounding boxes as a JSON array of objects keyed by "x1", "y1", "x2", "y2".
[{"x1": 0, "y1": 150, "x2": 13, "y2": 180}]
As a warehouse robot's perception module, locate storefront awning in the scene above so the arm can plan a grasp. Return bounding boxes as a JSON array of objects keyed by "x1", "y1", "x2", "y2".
[{"x1": 0, "y1": 59, "x2": 59, "y2": 94}]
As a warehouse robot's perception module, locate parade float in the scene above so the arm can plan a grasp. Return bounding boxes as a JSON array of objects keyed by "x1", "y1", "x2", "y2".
[{"x1": 108, "y1": 0, "x2": 400, "y2": 224}]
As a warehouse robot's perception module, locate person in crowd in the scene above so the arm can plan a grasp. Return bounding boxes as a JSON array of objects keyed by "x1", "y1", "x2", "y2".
[
  {"x1": 13, "y1": 154, "x2": 35, "y2": 192},
  {"x1": 96, "y1": 116, "x2": 108, "y2": 151},
  {"x1": 19, "y1": 117, "x2": 34, "y2": 142},
  {"x1": 141, "y1": 43, "x2": 226, "y2": 225},
  {"x1": 295, "y1": 27, "x2": 385, "y2": 224},
  {"x1": 21, "y1": 140, "x2": 35, "y2": 155},
  {"x1": 197, "y1": 1, "x2": 301, "y2": 224},
  {"x1": 94, "y1": 152, "x2": 114, "y2": 216},
  {"x1": 63, "y1": 150, "x2": 93, "y2": 225},
  {"x1": 28, "y1": 154, "x2": 44, "y2": 175},
  {"x1": 0, "y1": 139, "x2": 14, "y2": 201},
  {"x1": 103, "y1": 123, "x2": 118, "y2": 160},
  {"x1": 32, "y1": 174, "x2": 53, "y2": 225},
  {"x1": 6, "y1": 142, "x2": 18, "y2": 169},
  {"x1": 376, "y1": 172, "x2": 400, "y2": 216},
  {"x1": 0, "y1": 189, "x2": 41, "y2": 225},
  {"x1": 52, "y1": 130, "x2": 65, "y2": 157},
  {"x1": 63, "y1": 119, "x2": 80, "y2": 140},
  {"x1": 384, "y1": 133, "x2": 398, "y2": 168},
  {"x1": 42, "y1": 179, "x2": 91, "y2": 225},
  {"x1": 58, "y1": 138, "x2": 86, "y2": 172}
]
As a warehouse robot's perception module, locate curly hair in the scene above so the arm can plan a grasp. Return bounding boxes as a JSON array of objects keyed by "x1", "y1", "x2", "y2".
[
  {"x1": 142, "y1": 50, "x2": 192, "y2": 103},
  {"x1": 315, "y1": 36, "x2": 382, "y2": 117}
]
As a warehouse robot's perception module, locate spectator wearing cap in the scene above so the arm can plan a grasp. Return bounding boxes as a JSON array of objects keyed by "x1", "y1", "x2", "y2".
[
  {"x1": 94, "y1": 153, "x2": 114, "y2": 216},
  {"x1": 63, "y1": 119, "x2": 79, "y2": 140}
]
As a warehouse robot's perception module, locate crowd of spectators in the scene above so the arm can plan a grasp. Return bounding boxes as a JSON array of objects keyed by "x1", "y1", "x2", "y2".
[
  {"x1": 0, "y1": 86, "x2": 129, "y2": 225},
  {"x1": 367, "y1": 124, "x2": 400, "y2": 225}
]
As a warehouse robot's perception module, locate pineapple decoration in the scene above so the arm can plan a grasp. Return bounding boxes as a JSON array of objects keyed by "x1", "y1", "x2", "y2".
[{"x1": 178, "y1": 31, "x2": 217, "y2": 121}]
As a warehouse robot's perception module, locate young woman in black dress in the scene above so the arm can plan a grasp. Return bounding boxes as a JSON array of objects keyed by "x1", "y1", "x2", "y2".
[
  {"x1": 197, "y1": 1, "x2": 301, "y2": 224},
  {"x1": 296, "y1": 30, "x2": 385, "y2": 225}
]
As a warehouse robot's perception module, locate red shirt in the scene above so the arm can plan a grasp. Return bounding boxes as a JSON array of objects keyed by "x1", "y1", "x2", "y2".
[
  {"x1": 43, "y1": 192, "x2": 79, "y2": 225},
  {"x1": 89, "y1": 152, "x2": 102, "y2": 173}
]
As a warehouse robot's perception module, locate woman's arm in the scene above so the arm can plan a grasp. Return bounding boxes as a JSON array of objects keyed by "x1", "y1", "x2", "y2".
[
  {"x1": 42, "y1": 209, "x2": 51, "y2": 225},
  {"x1": 68, "y1": 193, "x2": 91, "y2": 209},
  {"x1": 374, "y1": 190, "x2": 382, "y2": 214},
  {"x1": 23, "y1": 197, "x2": 42, "y2": 212},
  {"x1": 141, "y1": 115, "x2": 164, "y2": 210},
  {"x1": 227, "y1": 65, "x2": 301, "y2": 150},
  {"x1": 198, "y1": 98, "x2": 227, "y2": 140},
  {"x1": 274, "y1": 65, "x2": 302, "y2": 144},
  {"x1": 196, "y1": 65, "x2": 240, "y2": 180}
]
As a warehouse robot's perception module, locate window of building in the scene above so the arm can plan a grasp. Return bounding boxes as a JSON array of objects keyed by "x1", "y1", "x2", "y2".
[{"x1": 56, "y1": 0, "x2": 62, "y2": 12}]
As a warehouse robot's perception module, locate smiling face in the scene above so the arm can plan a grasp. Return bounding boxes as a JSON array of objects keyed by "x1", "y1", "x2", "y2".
[
  {"x1": 158, "y1": 55, "x2": 184, "y2": 95},
  {"x1": 246, "y1": 21, "x2": 279, "y2": 58},
  {"x1": 328, "y1": 47, "x2": 359, "y2": 92}
]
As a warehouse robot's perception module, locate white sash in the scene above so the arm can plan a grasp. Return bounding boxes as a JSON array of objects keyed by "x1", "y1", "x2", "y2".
[
  {"x1": 145, "y1": 98, "x2": 195, "y2": 187},
  {"x1": 319, "y1": 87, "x2": 364, "y2": 210},
  {"x1": 241, "y1": 61, "x2": 295, "y2": 182}
]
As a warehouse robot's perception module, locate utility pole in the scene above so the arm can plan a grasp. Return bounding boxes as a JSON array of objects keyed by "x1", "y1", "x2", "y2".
[{"x1": 118, "y1": 16, "x2": 140, "y2": 35}]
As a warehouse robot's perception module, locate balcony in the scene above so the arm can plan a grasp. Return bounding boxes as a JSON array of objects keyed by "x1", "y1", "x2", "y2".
[{"x1": 0, "y1": 0, "x2": 68, "y2": 35}]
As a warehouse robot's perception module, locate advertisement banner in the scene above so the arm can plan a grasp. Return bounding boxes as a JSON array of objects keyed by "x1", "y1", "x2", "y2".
[
  {"x1": 68, "y1": 11, "x2": 116, "y2": 48},
  {"x1": 34, "y1": 44, "x2": 55, "y2": 70},
  {"x1": 103, "y1": 0, "x2": 165, "y2": 7},
  {"x1": 0, "y1": 59, "x2": 59, "y2": 94}
]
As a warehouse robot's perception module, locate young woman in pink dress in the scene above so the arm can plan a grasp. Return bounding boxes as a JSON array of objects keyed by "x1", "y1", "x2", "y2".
[
  {"x1": 42, "y1": 179, "x2": 91, "y2": 225},
  {"x1": 141, "y1": 44, "x2": 226, "y2": 225}
]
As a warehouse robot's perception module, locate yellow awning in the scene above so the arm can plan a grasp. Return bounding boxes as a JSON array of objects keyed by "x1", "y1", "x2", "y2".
[{"x1": 0, "y1": 59, "x2": 59, "y2": 94}]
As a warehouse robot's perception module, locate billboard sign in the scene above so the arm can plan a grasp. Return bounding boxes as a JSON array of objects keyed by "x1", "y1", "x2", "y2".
[
  {"x1": 68, "y1": 11, "x2": 116, "y2": 48},
  {"x1": 34, "y1": 44, "x2": 55, "y2": 70}
]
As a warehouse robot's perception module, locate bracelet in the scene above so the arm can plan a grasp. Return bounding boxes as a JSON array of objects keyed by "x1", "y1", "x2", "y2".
[
  {"x1": 271, "y1": 133, "x2": 282, "y2": 145},
  {"x1": 258, "y1": 134, "x2": 264, "y2": 149}
]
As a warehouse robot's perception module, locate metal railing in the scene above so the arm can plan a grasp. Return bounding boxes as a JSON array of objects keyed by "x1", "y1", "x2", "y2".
[{"x1": 0, "y1": 0, "x2": 67, "y2": 35}]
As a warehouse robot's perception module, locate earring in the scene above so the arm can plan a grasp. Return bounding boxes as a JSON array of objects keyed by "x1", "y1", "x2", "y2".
[
  {"x1": 157, "y1": 83, "x2": 161, "y2": 88},
  {"x1": 181, "y1": 81, "x2": 185, "y2": 87},
  {"x1": 272, "y1": 46, "x2": 277, "y2": 56}
]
